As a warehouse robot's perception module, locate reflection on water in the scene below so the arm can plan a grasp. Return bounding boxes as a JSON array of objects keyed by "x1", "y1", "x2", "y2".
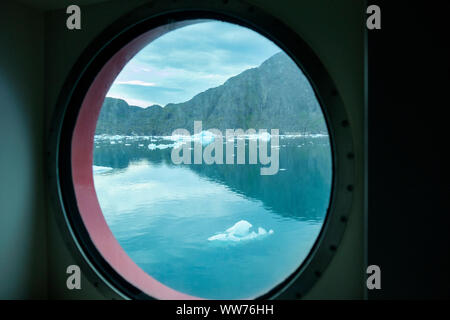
[{"x1": 93, "y1": 135, "x2": 332, "y2": 299}]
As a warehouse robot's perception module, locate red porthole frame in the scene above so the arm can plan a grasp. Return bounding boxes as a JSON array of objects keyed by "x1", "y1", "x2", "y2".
[{"x1": 72, "y1": 20, "x2": 204, "y2": 300}]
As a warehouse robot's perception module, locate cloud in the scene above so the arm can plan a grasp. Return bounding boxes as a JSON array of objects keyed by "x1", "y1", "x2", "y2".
[
  {"x1": 115, "y1": 80, "x2": 157, "y2": 87},
  {"x1": 106, "y1": 20, "x2": 281, "y2": 107},
  {"x1": 106, "y1": 93, "x2": 158, "y2": 108}
]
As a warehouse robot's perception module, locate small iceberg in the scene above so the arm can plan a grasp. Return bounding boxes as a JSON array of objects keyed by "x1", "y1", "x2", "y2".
[
  {"x1": 259, "y1": 131, "x2": 271, "y2": 142},
  {"x1": 93, "y1": 165, "x2": 113, "y2": 174},
  {"x1": 193, "y1": 130, "x2": 216, "y2": 146},
  {"x1": 156, "y1": 144, "x2": 171, "y2": 149},
  {"x1": 148, "y1": 142, "x2": 184, "y2": 150},
  {"x1": 246, "y1": 132, "x2": 271, "y2": 142},
  {"x1": 208, "y1": 220, "x2": 273, "y2": 242},
  {"x1": 110, "y1": 135, "x2": 124, "y2": 140},
  {"x1": 169, "y1": 134, "x2": 191, "y2": 143}
]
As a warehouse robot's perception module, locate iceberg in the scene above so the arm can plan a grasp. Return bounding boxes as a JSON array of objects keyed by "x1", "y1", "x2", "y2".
[
  {"x1": 244, "y1": 132, "x2": 271, "y2": 142},
  {"x1": 168, "y1": 134, "x2": 191, "y2": 143},
  {"x1": 259, "y1": 131, "x2": 271, "y2": 142},
  {"x1": 148, "y1": 142, "x2": 185, "y2": 150},
  {"x1": 208, "y1": 220, "x2": 274, "y2": 242},
  {"x1": 156, "y1": 144, "x2": 171, "y2": 149},
  {"x1": 193, "y1": 130, "x2": 216, "y2": 146}
]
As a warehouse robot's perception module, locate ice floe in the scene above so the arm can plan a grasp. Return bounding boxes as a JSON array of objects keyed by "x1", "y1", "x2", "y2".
[
  {"x1": 192, "y1": 130, "x2": 216, "y2": 146},
  {"x1": 94, "y1": 133, "x2": 328, "y2": 142},
  {"x1": 280, "y1": 133, "x2": 328, "y2": 139},
  {"x1": 259, "y1": 131, "x2": 271, "y2": 142},
  {"x1": 148, "y1": 142, "x2": 185, "y2": 150},
  {"x1": 208, "y1": 220, "x2": 273, "y2": 242}
]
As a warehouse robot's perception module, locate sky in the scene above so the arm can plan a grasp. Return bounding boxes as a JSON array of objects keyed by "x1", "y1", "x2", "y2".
[{"x1": 106, "y1": 20, "x2": 281, "y2": 108}]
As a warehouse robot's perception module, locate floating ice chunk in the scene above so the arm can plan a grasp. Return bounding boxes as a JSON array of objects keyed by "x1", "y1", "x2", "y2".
[
  {"x1": 169, "y1": 134, "x2": 191, "y2": 143},
  {"x1": 245, "y1": 132, "x2": 271, "y2": 141},
  {"x1": 208, "y1": 233, "x2": 228, "y2": 241},
  {"x1": 193, "y1": 130, "x2": 216, "y2": 146},
  {"x1": 208, "y1": 220, "x2": 274, "y2": 242},
  {"x1": 310, "y1": 133, "x2": 328, "y2": 138},
  {"x1": 156, "y1": 144, "x2": 171, "y2": 149},
  {"x1": 256, "y1": 227, "x2": 274, "y2": 236},
  {"x1": 226, "y1": 220, "x2": 252, "y2": 237},
  {"x1": 93, "y1": 165, "x2": 113, "y2": 174},
  {"x1": 148, "y1": 142, "x2": 185, "y2": 150},
  {"x1": 259, "y1": 131, "x2": 271, "y2": 142}
]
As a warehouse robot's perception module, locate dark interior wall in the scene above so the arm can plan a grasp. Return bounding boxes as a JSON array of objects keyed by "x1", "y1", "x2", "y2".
[
  {"x1": 44, "y1": 0, "x2": 365, "y2": 299},
  {"x1": 0, "y1": 0, "x2": 364, "y2": 299},
  {"x1": 0, "y1": 0, "x2": 47, "y2": 299},
  {"x1": 368, "y1": 0, "x2": 450, "y2": 299},
  {"x1": 45, "y1": 0, "x2": 149, "y2": 299}
]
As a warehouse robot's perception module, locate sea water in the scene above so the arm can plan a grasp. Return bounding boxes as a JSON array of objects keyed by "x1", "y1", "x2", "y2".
[{"x1": 93, "y1": 135, "x2": 332, "y2": 299}]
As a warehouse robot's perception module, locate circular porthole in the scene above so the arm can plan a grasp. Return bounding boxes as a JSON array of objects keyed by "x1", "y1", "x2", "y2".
[{"x1": 49, "y1": 0, "x2": 354, "y2": 300}]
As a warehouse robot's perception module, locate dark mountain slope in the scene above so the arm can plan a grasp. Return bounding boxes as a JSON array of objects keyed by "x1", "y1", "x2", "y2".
[{"x1": 96, "y1": 52, "x2": 327, "y2": 135}]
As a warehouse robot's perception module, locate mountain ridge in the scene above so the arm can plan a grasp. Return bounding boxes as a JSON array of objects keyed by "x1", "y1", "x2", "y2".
[{"x1": 95, "y1": 52, "x2": 327, "y2": 135}]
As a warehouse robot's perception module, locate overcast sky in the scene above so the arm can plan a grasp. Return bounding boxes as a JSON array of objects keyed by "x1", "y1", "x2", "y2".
[{"x1": 106, "y1": 20, "x2": 281, "y2": 108}]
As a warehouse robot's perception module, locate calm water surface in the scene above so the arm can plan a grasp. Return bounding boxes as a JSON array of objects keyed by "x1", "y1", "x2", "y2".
[{"x1": 93, "y1": 135, "x2": 332, "y2": 299}]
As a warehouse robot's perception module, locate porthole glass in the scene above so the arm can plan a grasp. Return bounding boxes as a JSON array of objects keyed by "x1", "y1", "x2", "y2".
[{"x1": 88, "y1": 20, "x2": 332, "y2": 299}]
